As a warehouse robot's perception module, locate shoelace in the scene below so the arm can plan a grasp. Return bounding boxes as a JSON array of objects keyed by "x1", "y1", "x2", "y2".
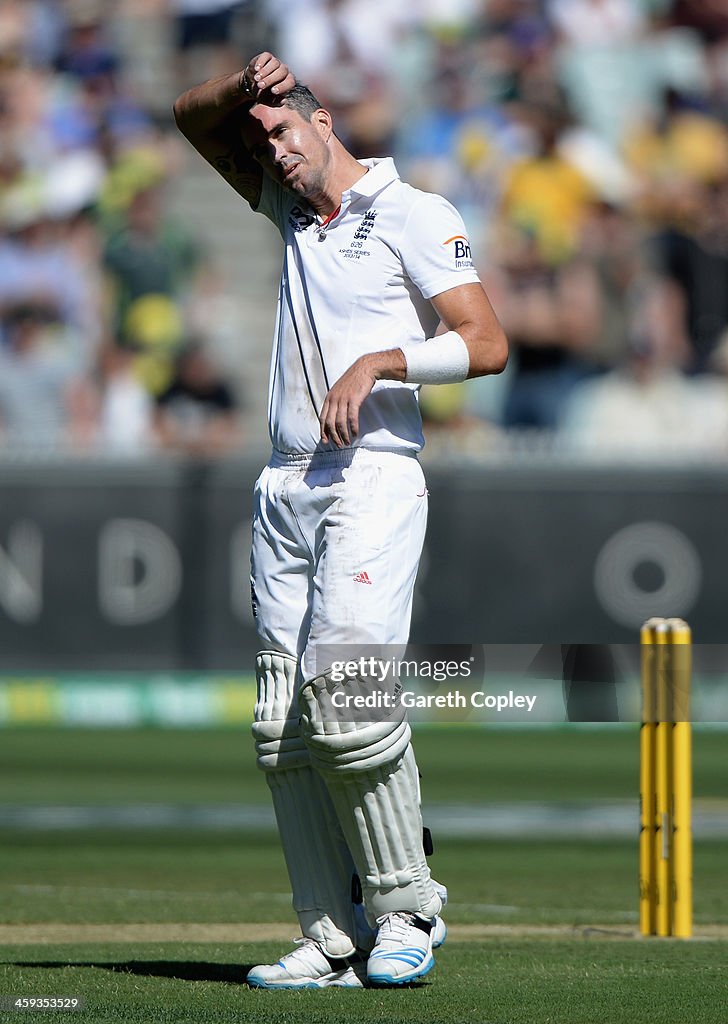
[
  {"x1": 280, "y1": 937, "x2": 323, "y2": 965},
  {"x1": 375, "y1": 912, "x2": 416, "y2": 943}
]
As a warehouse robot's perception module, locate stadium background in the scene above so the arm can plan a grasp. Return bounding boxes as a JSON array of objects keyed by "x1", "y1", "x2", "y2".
[{"x1": 0, "y1": 3, "x2": 727, "y2": 1022}]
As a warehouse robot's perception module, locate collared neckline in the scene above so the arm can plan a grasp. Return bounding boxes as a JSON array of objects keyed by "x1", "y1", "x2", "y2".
[
  {"x1": 304, "y1": 158, "x2": 399, "y2": 227},
  {"x1": 344, "y1": 157, "x2": 400, "y2": 200}
]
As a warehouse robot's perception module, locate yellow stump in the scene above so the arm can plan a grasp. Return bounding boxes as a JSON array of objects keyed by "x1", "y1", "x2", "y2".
[
  {"x1": 639, "y1": 617, "x2": 692, "y2": 938},
  {"x1": 654, "y1": 621, "x2": 672, "y2": 936},
  {"x1": 667, "y1": 619, "x2": 692, "y2": 939},
  {"x1": 639, "y1": 619, "x2": 658, "y2": 937}
]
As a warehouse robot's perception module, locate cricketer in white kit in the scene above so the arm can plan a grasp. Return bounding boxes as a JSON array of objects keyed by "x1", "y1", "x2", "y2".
[{"x1": 174, "y1": 52, "x2": 508, "y2": 988}]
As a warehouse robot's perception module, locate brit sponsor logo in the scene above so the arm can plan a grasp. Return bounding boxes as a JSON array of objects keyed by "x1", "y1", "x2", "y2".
[{"x1": 443, "y1": 234, "x2": 474, "y2": 270}]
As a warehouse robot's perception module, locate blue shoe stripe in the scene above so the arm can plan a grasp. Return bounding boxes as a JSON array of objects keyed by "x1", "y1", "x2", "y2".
[
  {"x1": 370, "y1": 953, "x2": 423, "y2": 967},
  {"x1": 370, "y1": 946, "x2": 425, "y2": 957},
  {"x1": 370, "y1": 949, "x2": 426, "y2": 963},
  {"x1": 368, "y1": 955, "x2": 435, "y2": 986},
  {"x1": 370, "y1": 954, "x2": 421, "y2": 962}
]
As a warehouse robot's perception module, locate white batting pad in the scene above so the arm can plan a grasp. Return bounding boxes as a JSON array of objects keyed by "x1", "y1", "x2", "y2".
[
  {"x1": 253, "y1": 651, "x2": 358, "y2": 956},
  {"x1": 322, "y1": 744, "x2": 442, "y2": 920},
  {"x1": 299, "y1": 669, "x2": 411, "y2": 772},
  {"x1": 267, "y1": 765, "x2": 358, "y2": 956},
  {"x1": 252, "y1": 651, "x2": 307, "y2": 771}
]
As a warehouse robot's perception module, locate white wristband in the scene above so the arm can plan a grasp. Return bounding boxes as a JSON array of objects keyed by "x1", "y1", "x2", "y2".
[{"x1": 400, "y1": 331, "x2": 470, "y2": 385}]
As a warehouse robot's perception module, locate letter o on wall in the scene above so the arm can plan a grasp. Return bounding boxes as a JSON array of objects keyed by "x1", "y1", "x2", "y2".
[{"x1": 593, "y1": 521, "x2": 702, "y2": 629}]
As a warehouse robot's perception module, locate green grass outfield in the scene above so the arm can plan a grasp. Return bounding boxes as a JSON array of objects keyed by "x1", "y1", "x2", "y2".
[{"x1": 0, "y1": 726, "x2": 726, "y2": 1023}]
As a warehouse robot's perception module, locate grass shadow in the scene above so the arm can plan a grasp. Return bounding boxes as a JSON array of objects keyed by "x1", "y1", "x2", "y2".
[
  {"x1": 8, "y1": 960, "x2": 434, "y2": 990},
  {"x1": 9, "y1": 960, "x2": 250, "y2": 984}
]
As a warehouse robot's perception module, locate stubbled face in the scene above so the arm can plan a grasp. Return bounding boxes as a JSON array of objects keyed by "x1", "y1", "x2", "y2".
[{"x1": 244, "y1": 102, "x2": 332, "y2": 200}]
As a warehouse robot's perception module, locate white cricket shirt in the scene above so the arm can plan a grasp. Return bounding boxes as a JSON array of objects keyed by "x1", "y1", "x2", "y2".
[{"x1": 254, "y1": 157, "x2": 480, "y2": 455}]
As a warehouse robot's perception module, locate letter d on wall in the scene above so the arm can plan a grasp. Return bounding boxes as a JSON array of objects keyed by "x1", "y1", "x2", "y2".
[{"x1": 99, "y1": 519, "x2": 182, "y2": 625}]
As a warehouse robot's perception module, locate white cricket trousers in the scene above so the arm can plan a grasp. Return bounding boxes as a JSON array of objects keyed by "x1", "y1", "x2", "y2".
[{"x1": 251, "y1": 447, "x2": 428, "y2": 671}]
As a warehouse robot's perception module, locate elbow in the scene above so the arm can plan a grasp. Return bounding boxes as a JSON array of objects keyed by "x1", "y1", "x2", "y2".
[
  {"x1": 491, "y1": 330, "x2": 509, "y2": 375},
  {"x1": 470, "y1": 327, "x2": 509, "y2": 377},
  {"x1": 173, "y1": 97, "x2": 186, "y2": 133},
  {"x1": 172, "y1": 95, "x2": 190, "y2": 135}
]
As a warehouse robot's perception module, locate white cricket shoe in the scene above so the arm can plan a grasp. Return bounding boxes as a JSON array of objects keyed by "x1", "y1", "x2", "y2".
[
  {"x1": 355, "y1": 903, "x2": 447, "y2": 952},
  {"x1": 366, "y1": 912, "x2": 435, "y2": 985},
  {"x1": 247, "y1": 938, "x2": 367, "y2": 989},
  {"x1": 355, "y1": 880, "x2": 448, "y2": 952}
]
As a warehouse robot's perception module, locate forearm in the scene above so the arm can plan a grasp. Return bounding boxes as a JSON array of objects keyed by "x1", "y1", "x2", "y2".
[
  {"x1": 173, "y1": 71, "x2": 248, "y2": 140},
  {"x1": 361, "y1": 320, "x2": 508, "y2": 386},
  {"x1": 390, "y1": 323, "x2": 508, "y2": 387},
  {"x1": 174, "y1": 70, "x2": 261, "y2": 202},
  {"x1": 363, "y1": 338, "x2": 472, "y2": 385},
  {"x1": 173, "y1": 53, "x2": 295, "y2": 203},
  {"x1": 361, "y1": 348, "x2": 407, "y2": 382}
]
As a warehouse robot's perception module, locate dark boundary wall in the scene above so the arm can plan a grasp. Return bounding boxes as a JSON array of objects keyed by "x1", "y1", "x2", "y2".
[{"x1": 0, "y1": 457, "x2": 726, "y2": 669}]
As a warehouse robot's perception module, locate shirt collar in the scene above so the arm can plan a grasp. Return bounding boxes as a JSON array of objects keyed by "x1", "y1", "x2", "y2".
[{"x1": 344, "y1": 157, "x2": 399, "y2": 200}]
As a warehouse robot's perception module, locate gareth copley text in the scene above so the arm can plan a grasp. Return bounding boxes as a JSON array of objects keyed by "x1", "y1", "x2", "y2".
[{"x1": 331, "y1": 689, "x2": 538, "y2": 712}]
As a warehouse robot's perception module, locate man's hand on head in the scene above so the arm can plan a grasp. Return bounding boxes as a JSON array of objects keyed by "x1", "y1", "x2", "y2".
[
  {"x1": 241, "y1": 52, "x2": 296, "y2": 101},
  {"x1": 173, "y1": 54, "x2": 297, "y2": 205}
]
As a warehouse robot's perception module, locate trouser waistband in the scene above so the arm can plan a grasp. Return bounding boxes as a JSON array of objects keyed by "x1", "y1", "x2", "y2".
[{"x1": 269, "y1": 447, "x2": 418, "y2": 470}]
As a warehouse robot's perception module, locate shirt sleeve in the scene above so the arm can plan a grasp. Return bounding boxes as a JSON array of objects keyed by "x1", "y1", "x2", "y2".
[{"x1": 397, "y1": 193, "x2": 481, "y2": 300}]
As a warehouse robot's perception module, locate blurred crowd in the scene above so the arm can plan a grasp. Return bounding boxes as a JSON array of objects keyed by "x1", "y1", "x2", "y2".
[
  {"x1": 2, "y1": 0, "x2": 728, "y2": 459},
  {"x1": 0, "y1": 0, "x2": 247, "y2": 457}
]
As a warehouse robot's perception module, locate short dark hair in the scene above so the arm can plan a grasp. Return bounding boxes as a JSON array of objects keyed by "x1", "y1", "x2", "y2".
[{"x1": 281, "y1": 83, "x2": 323, "y2": 121}]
